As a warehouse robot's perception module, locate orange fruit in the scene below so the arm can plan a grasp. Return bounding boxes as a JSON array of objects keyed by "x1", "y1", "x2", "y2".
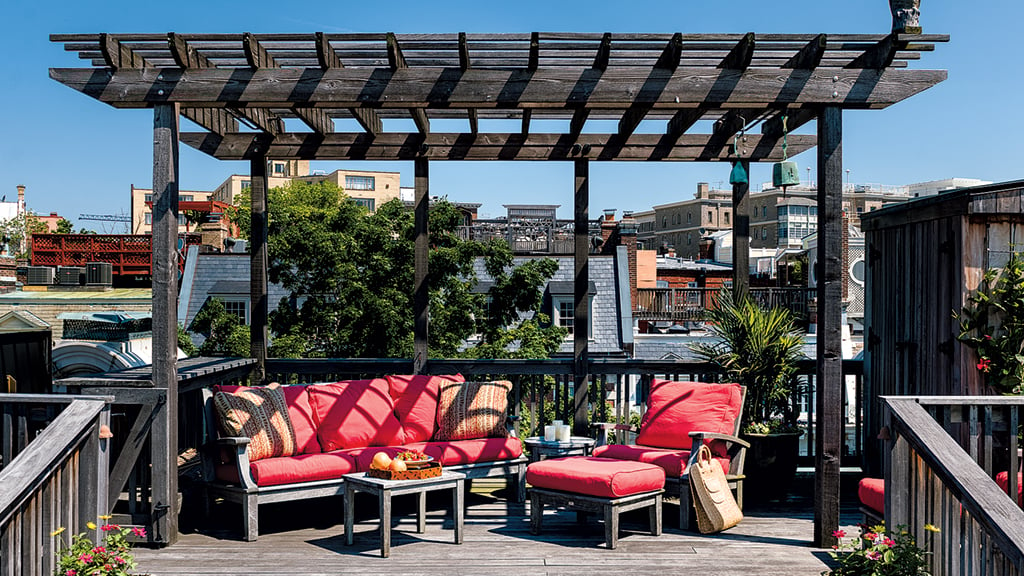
[
  {"x1": 370, "y1": 452, "x2": 392, "y2": 470},
  {"x1": 389, "y1": 458, "x2": 407, "y2": 472}
]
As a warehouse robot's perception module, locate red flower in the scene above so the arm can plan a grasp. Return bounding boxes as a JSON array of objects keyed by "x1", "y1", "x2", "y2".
[
  {"x1": 978, "y1": 358, "x2": 992, "y2": 372},
  {"x1": 131, "y1": 526, "x2": 147, "y2": 538},
  {"x1": 832, "y1": 529, "x2": 846, "y2": 539}
]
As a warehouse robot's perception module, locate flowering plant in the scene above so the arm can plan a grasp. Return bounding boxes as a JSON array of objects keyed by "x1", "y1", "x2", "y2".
[
  {"x1": 53, "y1": 516, "x2": 145, "y2": 576},
  {"x1": 824, "y1": 523, "x2": 938, "y2": 576},
  {"x1": 956, "y1": 251, "x2": 1024, "y2": 395}
]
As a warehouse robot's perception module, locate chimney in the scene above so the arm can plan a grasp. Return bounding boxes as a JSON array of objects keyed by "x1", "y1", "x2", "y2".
[
  {"x1": 696, "y1": 182, "x2": 709, "y2": 198},
  {"x1": 617, "y1": 212, "x2": 639, "y2": 310},
  {"x1": 600, "y1": 209, "x2": 617, "y2": 251},
  {"x1": 698, "y1": 236, "x2": 715, "y2": 260},
  {"x1": 16, "y1": 185, "x2": 25, "y2": 214}
]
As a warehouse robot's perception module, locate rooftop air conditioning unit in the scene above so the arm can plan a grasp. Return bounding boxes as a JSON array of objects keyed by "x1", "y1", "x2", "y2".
[
  {"x1": 26, "y1": 266, "x2": 55, "y2": 286},
  {"x1": 57, "y1": 266, "x2": 85, "y2": 286},
  {"x1": 86, "y1": 262, "x2": 113, "y2": 286}
]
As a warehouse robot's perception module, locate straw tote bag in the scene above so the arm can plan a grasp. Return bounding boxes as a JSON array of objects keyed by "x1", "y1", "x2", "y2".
[{"x1": 689, "y1": 444, "x2": 743, "y2": 533}]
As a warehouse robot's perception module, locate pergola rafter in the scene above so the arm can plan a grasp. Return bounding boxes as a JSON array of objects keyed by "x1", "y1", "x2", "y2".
[{"x1": 49, "y1": 27, "x2": 948, "y2": 550}]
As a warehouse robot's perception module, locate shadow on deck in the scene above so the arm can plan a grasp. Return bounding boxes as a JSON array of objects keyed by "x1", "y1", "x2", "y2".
[{"x1": 134, "y1": 473, "x2": 863, "y2": 576}]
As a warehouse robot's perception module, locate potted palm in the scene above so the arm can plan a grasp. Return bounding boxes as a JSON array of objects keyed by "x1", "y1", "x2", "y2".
[{"x1": 689, "y1": 289, "x2": 806, "y2": 501}]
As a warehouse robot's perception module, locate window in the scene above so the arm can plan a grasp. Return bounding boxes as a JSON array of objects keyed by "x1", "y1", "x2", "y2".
[
  {"x1": 686, "y1": 281, "x2": 700, "y2": 305},
  {"x1": 707, "y1": 211, "x2": 713, "y2": 222},
  {"x1": 687, "y1": 212, "x2": 692, "y2": 224},
  {"x1": 352, "y1": 198, "x2": 375, "y2": 211},
  {"x1": 662, "y1": 217, "x2": 667, "y2": 228},
  {"x1": 273, "y1": 162, "x2": 286, "y2": 174},
  {"x1": 687, "y1": 233, "x2": 692, "y2": 246},
  {"x1": 144, "y1": 194, "x2": 153, "y2": 203},
  {"x1": 345, "y1": 175, "x2": 375, "y2": 191},
  {"x1": 778, "y1": 225, "x2": 788, "y2": 239},
  {"x1": 145, "y1": 213, "x2": 152, "y2": 225},
  {"x1": 778, "y1": 205, "x2": 788, "y2": 216},
  {"x1": 222, "y1": 299, "x2": 249, "y2": 324},
  {"x1": 241, "y1": 180, "x2": 252, "y2": 190},
  {"x1": 724, "y1": 212, "x2": 730, "y2": 225},
  {"x1": 180, "y1": 195, "x2": 193, "y2": 202},
  {"x1": 178, "y1": 214, "x2": 188, "y2": 226},
  {"x1": 809, "y1": 206, "x2": 817, "y2": 216},
  {"x1": 762, "y1": 228, "x2": 768, "y2": 240},
  {"x1": 553, "y1": 296, "x2": 594, "y2": 339},
  {"x1": 762, "y1": 206, "x2": 767, "y2": 218}
]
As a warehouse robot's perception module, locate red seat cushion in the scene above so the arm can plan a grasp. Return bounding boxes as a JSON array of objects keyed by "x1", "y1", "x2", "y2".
[
  {"x1": 636, "y1": 380, "x2": 743, "y2": 456},
  {"x1": 592, "y1": 443, "x2": 730, "y2": 477},
  {"x1": 248, "y1": 452, "x2": 359, "y2": 487},
  {"x1": 216, "y1": 384, "x2": 320, "y2": 455},
  {"x1": 996, "y1": 471, "x2": 1023, "y2": 501},
  {"x1": 409, "y1": 438, "x2": 524, "y2": 467},
  {"x1": 858, "y1": 477, "x2": 885, "y2": 514},
  {"x1": 387, "y1": 374, "x2": 464, "y2": 443},
  {"x1": 526, "y1": 456, "x2": 665, "y2": 499},
  {"x1": 308, "y1": 379, "x2": 405, "y2": 451}
]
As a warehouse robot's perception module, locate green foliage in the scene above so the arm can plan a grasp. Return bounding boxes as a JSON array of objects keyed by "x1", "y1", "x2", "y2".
[
  {"x1": 53, "y1": 519, "x2": 145, "y2": 576},
  {"x1": 826, "y1": 523, "x2": 936, "y2": 576},
  {"x1": 0, "y1": 212, "x2": 49, "y2": 258},
  {"x1": 956, "y1": 251, "x2": 1024, "y2": 394},
  {"x1": 689, "y1": 289, "x2": 806, "y2": 431},
  {"x1": 228, "y1": 179, "x2": 563, "y2": 360},
  {"x1": 189, "y1": 298, "x2": 250, "y2": 357},
  {"x1": 56, "y1": 218, "x2": 73, "y2": 234},
  {"x1": 177, "y1": 324, "x2": 198, "y2": 357}
]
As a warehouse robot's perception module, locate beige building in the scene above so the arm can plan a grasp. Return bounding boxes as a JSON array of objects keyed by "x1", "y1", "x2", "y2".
[
  {"x1": 650, "y1": 183, "x2": 733, "y2": 259},
  {"x1": 130, "y1": 186, "x2": 214, "y2": 235}
]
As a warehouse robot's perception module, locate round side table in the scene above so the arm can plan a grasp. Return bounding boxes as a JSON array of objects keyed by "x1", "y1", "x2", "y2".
[{"x1": 523, "y1": 436, "x2": 597, "y2": 463}]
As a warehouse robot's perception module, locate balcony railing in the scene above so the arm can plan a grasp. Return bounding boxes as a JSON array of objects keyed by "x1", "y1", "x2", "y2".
[{"x1": 635, "y1": 287, "x2": 817, "y2": 322}]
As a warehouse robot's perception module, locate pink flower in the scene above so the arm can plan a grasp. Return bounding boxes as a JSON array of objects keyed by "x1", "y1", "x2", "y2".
[
  {"x1": 866, "y1": 550, "x2": 883, "y2": 561},
  {"x1": 92, "y1": 546, "x2": 106, "y2": 554},
  {"x1": 832, "y1": 529, "x2": 846, "y2": 539},
  {"x1": 66, "y1": 570, "x2": 77, "y2": 576},
  {"x1": 115, "y1": 556, "x2": 125, "y2": 564},
  {"x1": 863, "y1": 532, "x2": 877, "y2": 541},
  {"x1": 978, "y1": 358, "x2": 992, "y2": 372},
  {"x1": 884, "y1": 537, "x2": 895, "y2": 547},
  {"x1": 984, "y1": 334, "x2": 993, "y2": 340},
  {"x1": 104, "y1": 564, "x2": 112, "y2": 571},
  {"x1": 131, "y1": 526, "x2": 147, "y2": 538},
  {"x1": 78, "y1": 554, "x2": 93, "y2": 563}
]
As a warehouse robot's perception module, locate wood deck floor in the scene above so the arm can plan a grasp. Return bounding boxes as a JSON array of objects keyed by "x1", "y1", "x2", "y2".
[{"x1": 135, "y1": 475, "x2": 862, "y2": 576}]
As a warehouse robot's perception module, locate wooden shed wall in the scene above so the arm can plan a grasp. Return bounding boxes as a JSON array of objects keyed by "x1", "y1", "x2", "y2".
[
  {"x1": 0, "y1": 330, "x2": 53, "y2": 394},
  {"x1": 862, "y1": 182, "x2": 1024, "y2": 472}
]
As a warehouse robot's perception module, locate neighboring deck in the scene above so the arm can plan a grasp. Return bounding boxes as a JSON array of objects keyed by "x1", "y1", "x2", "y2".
[{"x1": 135, "y1": 476, "x2": 861, "y2": 576}]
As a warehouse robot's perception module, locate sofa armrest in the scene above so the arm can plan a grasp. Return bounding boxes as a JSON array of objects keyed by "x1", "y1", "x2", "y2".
[
  {"x1": 686, "y1": 431, "x2": 749, "y2": 479},
  {"x1": 506, "y1": 414, "x2": 522, "y2": 438},
  {"x1": 202, "y1": 436, "x2": 256, "y2": 490},
  {"x1": 592, "y1": 422, "x2": 638, "y2": 447}
]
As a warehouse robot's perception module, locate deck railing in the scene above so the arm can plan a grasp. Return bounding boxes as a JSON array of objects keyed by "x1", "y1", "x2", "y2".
[
  {"x1": 634, "y1": 287, "x2": 816, "y2": 322},
  {"x1": 883, "y1": 396, "x2": 1024, "y2": 576},
  {"x1": 0, "y1": 394, "x2": 111, "y2": 576}
]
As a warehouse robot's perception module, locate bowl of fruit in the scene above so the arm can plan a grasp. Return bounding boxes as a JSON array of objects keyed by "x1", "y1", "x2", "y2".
[{"x1": 394, "y1": 450, "x2": 433, "y2": 469}]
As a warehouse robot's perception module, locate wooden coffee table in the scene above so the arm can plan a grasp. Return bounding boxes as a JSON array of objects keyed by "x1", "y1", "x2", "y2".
[{"x1": 343, "y1": 470, "x2": 466, "y2": 558}]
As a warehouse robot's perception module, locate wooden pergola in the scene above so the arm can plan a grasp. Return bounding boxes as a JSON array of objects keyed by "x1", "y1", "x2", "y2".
[{"x1": 50, "y1": 28, "x2": 947, "y2": 546}]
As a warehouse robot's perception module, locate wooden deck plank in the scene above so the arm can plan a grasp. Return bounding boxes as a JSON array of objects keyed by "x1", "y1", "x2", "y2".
[{"x1": 134, "y1": 478, "x2": 859, "y2": 575}]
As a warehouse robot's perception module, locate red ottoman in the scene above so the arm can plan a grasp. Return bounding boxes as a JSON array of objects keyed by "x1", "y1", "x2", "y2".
[
  {"x1": 858, "y1": 478, "x2": 885, "y2": 523},
  {"x1": 527, "y1": 456, "x2": 665, "y2": 549}
]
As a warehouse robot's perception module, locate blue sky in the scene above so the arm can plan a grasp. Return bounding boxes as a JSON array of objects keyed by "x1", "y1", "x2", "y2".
[{"x1": 2, "y1": 0, "x2": 1022, "y2": 226}]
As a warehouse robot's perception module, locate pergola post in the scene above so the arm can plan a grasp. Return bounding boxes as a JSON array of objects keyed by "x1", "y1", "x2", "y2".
[
  {"x1": 815, "y1": 105, "x2": 843, "y2": 548},
  {"x1": 413, "y1": 158, "x2": 429, "y2": 374},
  {"x1": 150, "y1": 103, "x2": 180, "y2": 545},
  {"x1": 250, "y1": 154, "x2": 269, "y2": 383},
  {"x1": 573, "y1": 159, "x2": 590, "y2": 437},
  {"x1": 731, "y1": 159, "x2": 751, "y2": 296}
]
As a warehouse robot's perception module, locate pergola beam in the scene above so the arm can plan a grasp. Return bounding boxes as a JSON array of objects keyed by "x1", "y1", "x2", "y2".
[
  {"x1": 49, "y1": 67, "x2": 946, "y2": 110},
  {"x1": 388, "y1": 32, "x2": 430, "y2": 135},
  {"x1": 784, "y1": 34, "x2": 828, "y2": 69},
  {"x1": 180, "y1": 131, "x2": 814, "y2": 162}
]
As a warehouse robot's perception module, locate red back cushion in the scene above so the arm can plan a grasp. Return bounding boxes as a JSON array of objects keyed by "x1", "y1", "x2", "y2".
[
  {"x1": 308, "y1": 379, "x2": 405, "y2": 451},
  {"x1": 387, "y1": 374, "x2": 464, "y2": 443},
  {"x1": 635, "y1": 380, "x2": 742, "y2": 454},
  {"x1": 215, "y1": 383, "x2": 320, "y2": 455}
]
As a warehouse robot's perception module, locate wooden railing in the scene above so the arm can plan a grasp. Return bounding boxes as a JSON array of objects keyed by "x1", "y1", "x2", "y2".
[
  {"x1": 634, "y1": 287, "x2": 816, "y2": 322},
  {"x1": 0, "y1": 394, "x2": 111, "y2": 576},
  {"x1": 883, "y1": 396, "x2": 1024, "y2": 576}
]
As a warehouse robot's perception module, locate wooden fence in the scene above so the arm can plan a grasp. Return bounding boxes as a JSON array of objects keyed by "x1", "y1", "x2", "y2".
[
  {"x1": 883, "y1": 396, "x2": 1024, "y2": 576},
  {"x1": 634, "y1": 287, "x2": 816, "y2": 322},
  {"x1": 0, "y1": 394, "x2": 111, "y2": 576}
]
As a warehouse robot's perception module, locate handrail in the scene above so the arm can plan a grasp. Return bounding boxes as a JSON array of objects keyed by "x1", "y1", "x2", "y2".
[
  {"x1": 0, "y1": 396, "x2": 110, "y2": 526},
  {"x1": 884, "y1": 396, "x2": 1024, "y2": 573}
]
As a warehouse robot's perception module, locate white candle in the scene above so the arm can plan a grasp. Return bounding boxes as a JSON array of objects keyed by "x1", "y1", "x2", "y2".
[
  {"x1": 544, "y1": 425, "x2": 556, "y2": 442},
  {"x1": 557, "y1": 424, "x2": 571, "y2": 442},
  {"x1": 552, "y1": 420, "x2": 563, "y2": 427}
]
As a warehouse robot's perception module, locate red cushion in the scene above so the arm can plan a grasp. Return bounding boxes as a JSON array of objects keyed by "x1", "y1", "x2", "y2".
[
  {"x1": 215, "y1": 384, "x2": 320, "y2": 455},
  {"x1": 308, "y1": 379, "x2": 405, "y2": 451},
  {"x1": 996, "y1": 471, "x2": 1023, "y2": 501},
  {"x1": 592, "y1": 443, "x2": 730, "y2": 477},
  {"x1": 858, "y1": 477, "x2": 885, "y2": 514},
  {"x1": 387, "y1": 375, "x2": 464, "y2": 443},
  {"x1": 413, "y1": 438, "x2": 524, "y2": 466},
  {"x1": 248, "y1": 452, "x2": 359, "y2": 487},
  {"x1": 526, "y1": 456, "x2": 665, "y2": 498},
  {"x1": 636, "y1": 380, "x2": 742, "y2": 455}
]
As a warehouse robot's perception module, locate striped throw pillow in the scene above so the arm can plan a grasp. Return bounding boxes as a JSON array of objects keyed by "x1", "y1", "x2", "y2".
[
  {"x1": 435, "y1": 380, "x2": 512, "y2": 441},
  {"x1": 213, "y1": 382, "x2": 297, "y2": 461}
]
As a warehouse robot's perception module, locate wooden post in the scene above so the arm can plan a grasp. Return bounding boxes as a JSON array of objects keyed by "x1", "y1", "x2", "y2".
[
  {"x1": 150, "y1": 103, "x2": 180, "y2": 545},
  {"x1": 732, "y1": 160, "x2": 750, "y2": 296},
  {"x1": 78, "y1": 404, "x2": 111, "y2": 530},
  {"x1": 413, "y1": 158, "x2": 429, "y2": 374},
  {"x1": 250, "y1": 155, "x2": 269, "y2": 383},
  {"x1": 814, "y1": 105, "x2": 843, "y2": 548},
  {"x1": 573, "y1": 160, "x2": 590, "y2": 437}
]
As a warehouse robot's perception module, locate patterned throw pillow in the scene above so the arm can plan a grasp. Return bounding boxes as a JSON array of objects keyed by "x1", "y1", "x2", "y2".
[
  {"x1": 435, "y1": 380, "x2": 512, "y2": 441},
  {"x1": 213, "y1": 382, "x2": 297, "y2": 462}
]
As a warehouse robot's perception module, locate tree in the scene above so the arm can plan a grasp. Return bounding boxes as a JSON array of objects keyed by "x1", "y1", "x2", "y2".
[
  {"x1": 56, "y1": 218, "x2": 73, "y2": 234},
  {"x1": 0, "y1": 212, "x2": 49, "y2": 258},
  {"x1": 228, "y1": 179, "x2": 565, "y2": 359},
  {"x1": 189, "y1": 298, "x2": 250, "y2": 357}
]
